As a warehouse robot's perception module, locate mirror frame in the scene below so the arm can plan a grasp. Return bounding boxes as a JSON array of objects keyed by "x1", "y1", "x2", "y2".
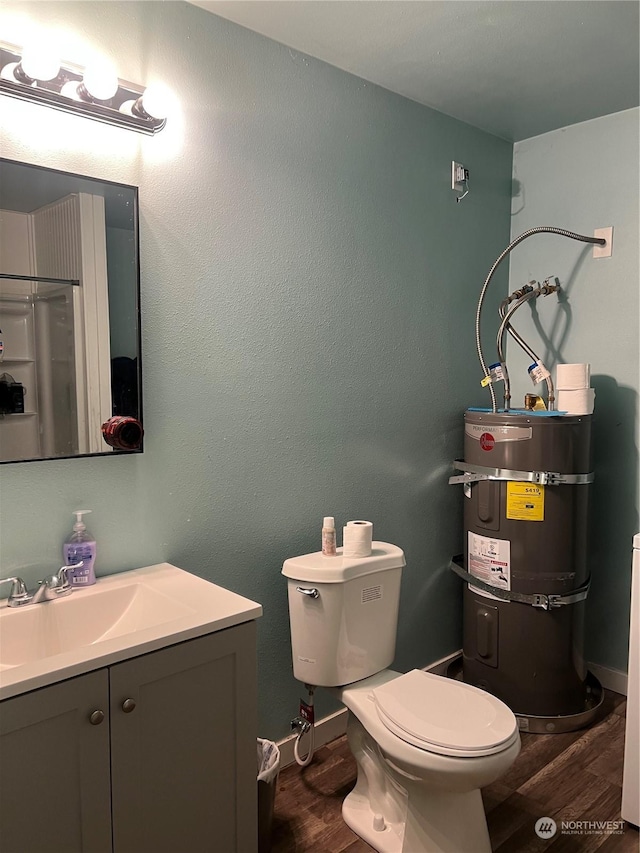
[{"x1": 0, "y1": 157, "x2": 143, "y2": 464}]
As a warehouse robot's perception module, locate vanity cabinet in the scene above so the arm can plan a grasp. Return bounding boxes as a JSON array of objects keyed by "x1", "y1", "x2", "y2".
[
  {"x1": 0, "y1": 668, "x2": 112, "y2": 852},
  {"x1": 0, "y1": 621, "x2": 258, "y2": 853}
]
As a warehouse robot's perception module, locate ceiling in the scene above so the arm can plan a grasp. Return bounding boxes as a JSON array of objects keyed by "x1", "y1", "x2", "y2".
[{"x1": 191, "y1": 1, "x2": 640, "y2": 142}]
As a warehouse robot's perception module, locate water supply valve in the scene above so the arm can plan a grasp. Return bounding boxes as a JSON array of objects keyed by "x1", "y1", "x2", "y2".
[
  {"x1": 540, "y1": 276, "x2": 561, "y2": 295},
  {"x1": 290, "y1": 716, "x2": 311, "y2": 736}
]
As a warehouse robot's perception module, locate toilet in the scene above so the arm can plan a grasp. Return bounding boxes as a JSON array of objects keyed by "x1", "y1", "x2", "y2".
[{"x1": 282, "y1": 542, "x2": 520, "y2": 853}]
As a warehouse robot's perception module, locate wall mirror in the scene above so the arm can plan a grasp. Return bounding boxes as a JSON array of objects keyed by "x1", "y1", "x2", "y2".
[{"x1": 0, "y1": 158, "x2": 142, "y2": 463}]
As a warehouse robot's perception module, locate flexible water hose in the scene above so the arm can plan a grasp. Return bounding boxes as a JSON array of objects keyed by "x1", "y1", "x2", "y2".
[
  {"x1": 293, "y1": 721, "x2": 315, "y2": 767},
  {"x1": 496, "y1": 292, "x2": 539, "y2": 409},
  {"x1": 475, "y1": 227, "x2": 605, "y2": 413},
  {"x1": 293, "y1": 687, "x2": 315, "y2": 767},
  {"x1": 498, "y1": 296, "x2": 539, "y2": 367},
  {"x1": 498, "y1": 289, "x2": 556, "y2": 410}
]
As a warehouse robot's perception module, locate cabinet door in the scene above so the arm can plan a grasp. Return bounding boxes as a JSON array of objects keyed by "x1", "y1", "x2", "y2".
[
  {"x1": 110, "y1": 622, "x2": 258, "y2": 853},
  {"x1": 0, "y1": 670, "x2": 112, "y2": 853}
]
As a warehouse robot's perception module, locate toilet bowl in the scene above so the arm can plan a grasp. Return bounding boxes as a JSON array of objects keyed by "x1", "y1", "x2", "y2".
[
  {"x1": 335, "y1": 669, "x2": 520, "y2": 853},
  {"x1": 282, "y1": 541, "x2": 520, "y2": 853}
]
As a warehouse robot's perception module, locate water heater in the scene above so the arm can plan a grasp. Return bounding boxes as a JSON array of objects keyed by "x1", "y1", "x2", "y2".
[
  {"x1": 448, "y1": 225, "x2": 609, "y2": 732},
  {"x1": 450, "y1": 410, "x2": 601, "y2": 731}
]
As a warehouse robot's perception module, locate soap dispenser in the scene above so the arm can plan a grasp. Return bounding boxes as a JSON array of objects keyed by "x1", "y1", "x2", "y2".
[{"x1": 63, "y1": 510, "x2": 97, "y2": 587}]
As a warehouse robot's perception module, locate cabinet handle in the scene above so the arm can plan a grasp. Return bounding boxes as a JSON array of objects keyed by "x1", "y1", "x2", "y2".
[
  {"x1": 89, "y1": 709, "x2": 105, "y2": 725},
  {"x1": 122, "y1": 698, "x2": 136, "y2": 713}
]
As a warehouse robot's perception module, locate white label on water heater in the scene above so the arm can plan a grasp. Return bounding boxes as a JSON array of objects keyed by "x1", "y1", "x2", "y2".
[{"x1": 468, "y1": 532, "x2": 511, "y2": 601}]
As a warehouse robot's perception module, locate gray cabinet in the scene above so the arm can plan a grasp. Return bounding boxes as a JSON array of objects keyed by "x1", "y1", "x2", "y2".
[
  {"x1": 0, "y1": 621, "x2": 258, "y2": 853},
  {"x1": 0, "y1": 668, "x2": 112, "y2": 853},
  {"x1": 110, "y1": 622, "x2": 258, "y2": 853}
]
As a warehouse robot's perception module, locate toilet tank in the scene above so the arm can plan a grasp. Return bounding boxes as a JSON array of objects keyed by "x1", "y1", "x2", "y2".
[{"x1": 282, "y1": 542, "x2": 405, "y2": 687}]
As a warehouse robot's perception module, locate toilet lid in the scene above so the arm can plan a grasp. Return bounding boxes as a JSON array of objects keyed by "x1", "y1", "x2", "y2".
[{"x1": 372, "y1": 670, "x2": 518, "y2": 757}]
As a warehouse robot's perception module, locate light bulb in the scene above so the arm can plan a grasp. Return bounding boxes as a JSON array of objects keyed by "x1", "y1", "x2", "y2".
[
  {"x1": 82, "y1": 61, "x2": 118, "y2": 101},
  {"x1": 119, "y1": 99, "x2": 136, "y2": 116},
  {"x1": 60, "y1": 80, "x2": 82, "y2": 100},
  {"x1": 20, "y1": 41, "x2": 60, "y2": 82},
  {"x1": 139, "y1": 83, "x2": 172, "y2": 120},
  {"x1": 0, "y1": 62, "x2": 22, "y2": 82}
]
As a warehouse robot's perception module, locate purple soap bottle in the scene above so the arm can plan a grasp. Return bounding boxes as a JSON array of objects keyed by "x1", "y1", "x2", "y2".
[{"x1": 63, "y1": 510, "x2": 97, "y2": 587}]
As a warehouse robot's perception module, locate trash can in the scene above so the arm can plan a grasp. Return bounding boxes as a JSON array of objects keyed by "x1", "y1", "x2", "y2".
[{"x1": 257, "y1": 738, "x2": 280, "y2": 853}]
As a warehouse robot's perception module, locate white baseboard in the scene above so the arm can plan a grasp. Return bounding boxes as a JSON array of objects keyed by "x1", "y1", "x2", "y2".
[
  {"x1": 422, "y1": 649, "x2": 463, "y2": 677},
  {"x1": 277, "y1": 650, "x2": 463, "y2": 768},
  {"x1": 587, "y1": 662, "x2": 628, "y2": 696}
]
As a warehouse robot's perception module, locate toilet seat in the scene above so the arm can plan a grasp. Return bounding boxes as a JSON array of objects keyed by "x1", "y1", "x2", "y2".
[{"x1": 371, "y1": 669, "x2": 518, "y2": 758}]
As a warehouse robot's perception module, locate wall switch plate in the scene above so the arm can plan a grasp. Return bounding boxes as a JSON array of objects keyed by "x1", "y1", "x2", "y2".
[
  {"x1": 593, "y1": 226, "x2": 613, "y2": 258},
  {"x1": 451, "y1": 161, "x2": 468, "y2": 192}
]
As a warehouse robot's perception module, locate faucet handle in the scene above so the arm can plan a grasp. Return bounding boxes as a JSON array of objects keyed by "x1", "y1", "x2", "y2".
[
  {"x1": 0, "y1": 576, "x2": 30, "y2": 604},
  {"x1": 52, "y1": 564, "x2": 81, "y2": 590}
]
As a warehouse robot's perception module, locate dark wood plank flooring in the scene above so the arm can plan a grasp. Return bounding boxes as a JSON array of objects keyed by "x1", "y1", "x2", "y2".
[{"x1": 271, "y1": 690, "x2": 638, "y2": 853}]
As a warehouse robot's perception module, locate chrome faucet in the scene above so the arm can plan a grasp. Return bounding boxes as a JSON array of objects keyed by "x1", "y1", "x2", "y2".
[{"x1": 0, "y1": 564, "x2": 80, "y2": 608}]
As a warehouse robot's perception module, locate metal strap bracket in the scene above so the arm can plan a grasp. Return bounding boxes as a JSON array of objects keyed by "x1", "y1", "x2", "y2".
[
  {"x1": 449, "y1": 555, "x2": 590, "y2": 611},
  {"x1": 449, "y1": 460, "x2": 594, "y2": 487}
]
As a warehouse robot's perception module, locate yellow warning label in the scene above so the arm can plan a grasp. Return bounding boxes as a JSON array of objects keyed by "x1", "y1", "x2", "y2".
[{"x1": 506, "y1": 482, "x2": 545, "y2": 521}]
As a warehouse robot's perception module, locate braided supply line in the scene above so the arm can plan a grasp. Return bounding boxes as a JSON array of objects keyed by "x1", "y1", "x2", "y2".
[{"x1": 475, "y1": 227, "x2": 606, "y2": 412}]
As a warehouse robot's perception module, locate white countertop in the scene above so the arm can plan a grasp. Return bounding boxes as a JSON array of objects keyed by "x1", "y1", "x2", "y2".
[{"x1": 0, "y1": 563, "x2": 262, "y2": 701}]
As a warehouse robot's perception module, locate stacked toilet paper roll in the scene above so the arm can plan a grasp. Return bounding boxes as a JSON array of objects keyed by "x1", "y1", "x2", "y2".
[
  {"x1": 556, "y1": 363, "x2": 595, "y2": 415},
  {"x1": 343, "y1": 520, "x2": 373, "y2": 558},
  {"x1": 556, "y1": 363, "x2": 590, "y2": 389}
]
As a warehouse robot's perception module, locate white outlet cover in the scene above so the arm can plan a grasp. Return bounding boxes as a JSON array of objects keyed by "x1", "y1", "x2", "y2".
[{"x1": 593, "y1": 226, "x2": 613, "y2": 258}]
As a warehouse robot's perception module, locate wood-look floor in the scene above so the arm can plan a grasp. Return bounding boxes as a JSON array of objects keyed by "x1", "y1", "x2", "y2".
[{"x1": 271, "y1": 690, "x2": 638, "y2": 853}]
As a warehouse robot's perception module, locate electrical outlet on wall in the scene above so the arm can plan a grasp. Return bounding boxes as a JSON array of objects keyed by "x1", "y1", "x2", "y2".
[{"x1": 452, "y1": 161, "x2": 469, "y2": 192}]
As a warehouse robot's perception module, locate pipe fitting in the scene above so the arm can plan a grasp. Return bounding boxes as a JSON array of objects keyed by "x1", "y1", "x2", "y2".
[{"x1": 290, "y1": 716, "x2": 311, "y2": 736}]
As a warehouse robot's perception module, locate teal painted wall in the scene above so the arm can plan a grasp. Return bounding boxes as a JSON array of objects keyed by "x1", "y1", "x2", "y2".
[
  {"x1": 508, "y1": 109, "x2": 640, "y2": 672},
  {"x1": 0, "y1": 1, "x2": 514, "y2": 737}
]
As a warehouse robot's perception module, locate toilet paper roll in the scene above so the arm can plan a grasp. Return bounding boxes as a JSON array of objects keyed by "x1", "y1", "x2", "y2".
[
  {"x1": 557, "y1": 388, "x2": 595, "y2": 415},
  {"x1": 343, "y1": 520, "x2": 373, "y2": 558},
  {"x1": 556, "y1": 363, "x2": 591, "y2": 390}
]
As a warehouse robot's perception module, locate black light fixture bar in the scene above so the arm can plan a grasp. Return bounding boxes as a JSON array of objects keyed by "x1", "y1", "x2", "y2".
[{"x1": 0, "y1": 44, "x2": 166, "y2": 135}]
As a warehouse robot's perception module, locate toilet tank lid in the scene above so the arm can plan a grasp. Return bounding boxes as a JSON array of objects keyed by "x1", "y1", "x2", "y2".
[{"x1": 282, "y1": 542, "x2": 405, "y2": 583}]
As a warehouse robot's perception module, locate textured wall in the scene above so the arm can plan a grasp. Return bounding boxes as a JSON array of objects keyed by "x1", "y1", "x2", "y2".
[
  {"x1": 508, "y1": 109, "x2": 640, "y2": 672},
  {"x1": 0, "y1": 1, "x2": 512, "y2": 736}
]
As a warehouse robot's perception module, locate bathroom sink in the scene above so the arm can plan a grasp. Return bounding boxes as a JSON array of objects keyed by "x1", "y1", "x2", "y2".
[
  {"x1": 0, "y1": 582, "x2": 192, "y2": 668},
  {"x1": 0, "y1": 563, "x2": 262, "y2": 700}
]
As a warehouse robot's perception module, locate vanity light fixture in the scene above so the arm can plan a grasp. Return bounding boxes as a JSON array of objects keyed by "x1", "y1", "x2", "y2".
[{"x1": 0, "y1": 42, "x2": 167, "y2": 135}]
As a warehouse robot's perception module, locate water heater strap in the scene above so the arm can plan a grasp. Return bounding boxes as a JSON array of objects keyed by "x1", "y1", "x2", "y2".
[
  {"x1": 449, "y1": 556, "x2": 591, "y2": 611},
  {"x1": 449, "y1": 460, "x2": 595, "y2": 486}
]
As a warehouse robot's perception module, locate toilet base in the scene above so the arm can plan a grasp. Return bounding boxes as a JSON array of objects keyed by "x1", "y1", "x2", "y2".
[
  {"x1": 343, "y1": 787, "x2": 404, "y2": 853},
  {"x1": 343, "y1": 783, "x2": 491, "y2": 853},
  {"x1": 343, "y1": 714, "x2": 493, "y2": 853}
]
